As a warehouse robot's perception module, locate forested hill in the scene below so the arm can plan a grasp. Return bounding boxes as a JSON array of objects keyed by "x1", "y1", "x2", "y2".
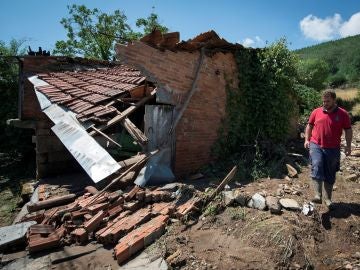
[{"x1": 294, "y1": 35, "x2": 360, "y2": 86}]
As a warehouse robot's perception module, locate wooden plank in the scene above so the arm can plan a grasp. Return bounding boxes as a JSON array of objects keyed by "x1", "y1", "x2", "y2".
[
  {"x1": 118, "y1": 154, "x2": 147, "y2": 169},
  {"x1": 27, "y1": 194, "x2": 76, "y2": 213},
  {"x1": 89, "y1": 89, "x2": 156, "y2": 136},
  {"x1": 207, "y1": 166, "x2": 237, "y2": 202},
  {"x1": 122, "y1": 118, "x2": 148, "y2": 146},
  {"x1": 169, "y1": 48, "x2": 205, "y2": 134},
  {"x1": 83, "y1": 150, "x2": 158, "y2": 207}
]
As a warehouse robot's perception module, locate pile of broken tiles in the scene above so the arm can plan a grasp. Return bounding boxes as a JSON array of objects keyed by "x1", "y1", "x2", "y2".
[{"x1": 1, "y1": 183, "x2": 199, "y2": 265}]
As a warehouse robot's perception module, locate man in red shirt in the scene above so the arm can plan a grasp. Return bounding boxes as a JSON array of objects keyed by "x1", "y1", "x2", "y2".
[{"x1": 304, "y1": 90, "x2": 353, "y2": 209}]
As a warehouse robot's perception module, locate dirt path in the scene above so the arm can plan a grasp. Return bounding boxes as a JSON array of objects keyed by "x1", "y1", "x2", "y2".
[{"x1": 150, "y1": 122, "x2": 360, "y2": 270}]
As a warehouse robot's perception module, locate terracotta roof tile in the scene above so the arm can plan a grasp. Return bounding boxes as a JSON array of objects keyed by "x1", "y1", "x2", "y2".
[{"x1": 34, "y1": 64, "x2": 148, "y2": 124}]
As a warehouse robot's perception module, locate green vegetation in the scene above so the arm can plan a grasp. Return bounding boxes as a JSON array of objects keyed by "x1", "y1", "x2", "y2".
[
  {"x1": 53, "y1": 5, "x2": 168, "y2": 60},
  {"x1": 295, "y1": 35, "x2": 360, "y2": 87},
  {"x1": 212, "y1": 39, "x2": 297, "y2": 181},
  {"x1": 0, "y1": 39, "x2": 34, "y2": 159}
]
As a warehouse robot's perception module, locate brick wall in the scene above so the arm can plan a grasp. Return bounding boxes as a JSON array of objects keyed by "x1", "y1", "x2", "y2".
[
  {"x1": 116, "y1": 42, "x2": 239, "y2": 176},
  {"x1": 22, "y1": 56, "x2": 81, "y2": 178}
]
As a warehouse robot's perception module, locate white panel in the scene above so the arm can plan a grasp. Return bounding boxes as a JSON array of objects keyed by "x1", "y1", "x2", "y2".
[{"x1": 52, "y1": 121, "x2": 120, "y2": 183}]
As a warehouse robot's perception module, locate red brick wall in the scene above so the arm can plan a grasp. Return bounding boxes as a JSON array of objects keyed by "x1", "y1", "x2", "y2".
[{"x1": 116, "y1": 42, "x2": 238, "y2": 176}]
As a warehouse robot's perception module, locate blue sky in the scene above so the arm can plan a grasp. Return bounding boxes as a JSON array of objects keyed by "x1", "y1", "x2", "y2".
[{"x1": 0, "y1": 0, "x2": 359, "y2": 53}]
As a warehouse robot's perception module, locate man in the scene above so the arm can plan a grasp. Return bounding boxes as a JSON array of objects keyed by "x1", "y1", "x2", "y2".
[{"x1": 304, "y1": 90, "x2": 353, "y2": 209}]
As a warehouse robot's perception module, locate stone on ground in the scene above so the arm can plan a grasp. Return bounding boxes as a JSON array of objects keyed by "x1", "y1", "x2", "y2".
[
  {"x1": 247, "y1": 193, "x2": 266, "y2": 210},
  {"x1": 0, "y1": 221, "x2": 36, "y2": 251},
  {"x1": 265, "y1": 196, "x2": 282, "y2": 214},
  {"x1": 279, "y1": 198, "x2": 300, "y2": 210}
]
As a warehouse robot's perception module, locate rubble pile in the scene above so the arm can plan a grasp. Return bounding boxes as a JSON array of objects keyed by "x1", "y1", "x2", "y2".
[{"x1": 12, "y1": 183, "x2": 200, "y2": 265}]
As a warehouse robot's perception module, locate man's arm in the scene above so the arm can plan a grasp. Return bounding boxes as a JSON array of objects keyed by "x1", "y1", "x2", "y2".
[
  {"x1": 344, "y1": 128, "x2": 353, "y2": 156},
  {"x1": 304, "y1": 124, "x2": 313, "y2": 149}
]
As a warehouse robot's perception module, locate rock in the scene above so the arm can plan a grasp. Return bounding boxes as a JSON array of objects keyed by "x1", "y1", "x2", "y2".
[
  {"x1": 354, "y1": 189, "x2": 360, "y2": 195},
  {"x1": 0, "y1": 221, "x2": 37, "y2": 251},
  {"x1": 340, "y1": 151, "x2": 346, "y2": 162},
  {"x1": 21, "y1": 182, "x2": 35, "y2": 202},
  {"x1": 344, "y1": 263, "x2": 353, "y2": 269},
  {"x1": 265, "y1": 196, "x2": 282, "y2": 214},
  {"x1": 302, "y1": 202, "x2": 314, "y2": 216},
  {"x1": 223, "y1": 191, "x2": 235, "y2": 206},
  {"x1": 247, "y1": 193, "x2": 266, "y2": 210},
  {"x1": 233, "y1": 190, "x2": 250, "y2": 206},
  {"x1": 279, "y1": 198, "x2": 300, "y2": 210},
  {"x1": 276, "y1": 188, "x2": 284, "y2": 196},
  {"x1": 157, "y1": 183, "x2": 180, "y2": 192},
  {"x1": 345, "y1": 174, "x2": 358, "y2": 182},
  {"x1": 353, "y1": 252, "x2": 360, "y2": 259},
  {"x1": 351, "y1": 150, "x2": 360, "y2": 157},
  {"x1": 286, "y1": 164, "x2": 298, "y2": 178}
]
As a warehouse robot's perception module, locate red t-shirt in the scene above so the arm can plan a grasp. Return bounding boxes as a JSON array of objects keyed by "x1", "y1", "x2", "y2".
[{"x1": 308, "y1": 106, "x2": 351, "y2": 148}]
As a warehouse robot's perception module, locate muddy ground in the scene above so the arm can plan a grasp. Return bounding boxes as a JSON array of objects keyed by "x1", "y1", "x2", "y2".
[
  {"x1": 148, "y1": 123, "x2": 360, "y2": 270},
  {"x1": 0, "y1": 124, "x2": 359, "y2": 270}
]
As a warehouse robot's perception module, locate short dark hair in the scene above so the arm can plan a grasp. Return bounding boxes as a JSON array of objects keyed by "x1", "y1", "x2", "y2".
[{"x1": 322, "y1": 89, "x2": 336, "y2": 99}]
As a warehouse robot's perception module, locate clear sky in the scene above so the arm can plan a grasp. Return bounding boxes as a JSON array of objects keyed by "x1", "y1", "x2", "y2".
[{"x1": 0, "y1": 0, "x2": 359, "y2": 53}]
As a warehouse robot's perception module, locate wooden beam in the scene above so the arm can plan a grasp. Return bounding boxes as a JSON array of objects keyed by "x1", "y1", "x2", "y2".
[
  {"x1": 84, "y1": 150, "x2": 159, "y2": 207},
  {"x1": 90, "y1": 126, "x2": 122, "y2": 148},
  {"x1": 169, "y1": 48, "x2": 205, "y2": 135},
  {"x1": 207, "y1": 166, "x2": 237, "y2": 203},
  {"x1": 89, "y1": 89, "x2": 156, "y2": 136},
  {"x1": 122, "y1": 118, "x2": 148, "y2": 146},
  {"x1": 118, "y1": 154, "x2": 147, "y2": 169}
]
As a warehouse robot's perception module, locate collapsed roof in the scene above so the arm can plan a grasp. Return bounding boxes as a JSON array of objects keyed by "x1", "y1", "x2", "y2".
[{"x1": 28, "y1": 63, "x2": 156, "y2": 183}]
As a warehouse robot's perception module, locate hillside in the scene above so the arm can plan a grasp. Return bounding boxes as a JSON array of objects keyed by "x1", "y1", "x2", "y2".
[{"x1": 295, "y1": 35, "x2": 360, "y2": 85}]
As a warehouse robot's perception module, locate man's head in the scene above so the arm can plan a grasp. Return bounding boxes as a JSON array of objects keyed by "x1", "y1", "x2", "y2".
[{"x1": 322, "y1": 90, "x2": 337, "y2": 111}]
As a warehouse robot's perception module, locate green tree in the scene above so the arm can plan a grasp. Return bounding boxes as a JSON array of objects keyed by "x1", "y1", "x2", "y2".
[
  {"x1": 53, "y1": 5, "x2": 169, "y2": 60},
  {"x1": 0, "y1": 39, "x2": 33, "y2": 157},
  {"x1": 296, "y1": 58, "x2": 329, "y2": 90},
  {"x1": 53, "y1": 5, "x2": 140, "y2": 60},
  {"x1": 136, "y1": 12, "x2": 169, "y2": 35}
]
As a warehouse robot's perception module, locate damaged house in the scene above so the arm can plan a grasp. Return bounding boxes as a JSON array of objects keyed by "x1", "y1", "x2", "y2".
[
  {"x1": 3, "y1": 31, "x2": 244, "y2": 262},
  {"x1": 12, "y1": 30, "x2": 240, "y2": 185}
]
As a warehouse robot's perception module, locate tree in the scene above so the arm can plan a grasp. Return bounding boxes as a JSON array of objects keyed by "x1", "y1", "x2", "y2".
[
  {"x1": 53, "y1": 5, "x2": 169, "y2": 60},
  {"x1": 296, "y1": 58, "x2": 329, "y2": 90},
  {"x1": 136, "y1": 12, "x2": 168, "y2": 35},
  {"x1": 53, "y1": 5, "x2": 140, "y2": 60},
  {"x1": 0, "y1": 39, "x2": 33, "y2": 157}
]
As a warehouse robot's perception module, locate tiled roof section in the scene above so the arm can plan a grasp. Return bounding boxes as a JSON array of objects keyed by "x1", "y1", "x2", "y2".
[{"x1": 36, "y1": 65, "x2": 147, "y2": 124}]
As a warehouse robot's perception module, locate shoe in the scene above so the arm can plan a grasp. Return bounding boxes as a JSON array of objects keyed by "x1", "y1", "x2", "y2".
[
  {"x1": 311, "y1": 179, "x2": 322, "y2": 204},
  {"x1": 323, "y1": 182, "x2": 333, "y2": 209}
]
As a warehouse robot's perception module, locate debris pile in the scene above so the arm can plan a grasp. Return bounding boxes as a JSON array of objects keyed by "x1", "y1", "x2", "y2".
[{"x1": 12, "y1": 182, "x2": 200, "y2": 265}]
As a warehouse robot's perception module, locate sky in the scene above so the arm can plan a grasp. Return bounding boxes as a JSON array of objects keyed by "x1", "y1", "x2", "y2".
[{"x1": 0, "y1": 0, "x2": 359, "y2": 53}]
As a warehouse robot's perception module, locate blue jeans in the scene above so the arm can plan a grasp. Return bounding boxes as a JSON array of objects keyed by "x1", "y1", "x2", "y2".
[{"x1": 309, "y1": 142, "x2": 340, "y2": 185}]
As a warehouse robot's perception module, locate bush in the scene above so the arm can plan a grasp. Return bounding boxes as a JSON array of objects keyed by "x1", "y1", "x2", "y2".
[
  {"x1": 296, "y1": 59, "x2": 329, "y2": 90},
  {"x1": 328, "y1": 73, "x2": 347, "y2": 88},
  {"x1": 294, "y1": 84, "x2": 321, "y2": 124},
  {"x1": 212, "y1": 39, "x2": 297, "y2": 181}
]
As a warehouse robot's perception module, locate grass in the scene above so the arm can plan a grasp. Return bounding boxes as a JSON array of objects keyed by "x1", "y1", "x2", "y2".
[
  {"x1": 334, "y1": 88, "x2": 359, "y2": 100},
  {"x1": 334, "y1": 87, "x2": 360, "y2": 118},
  {"x1": 229, "y1": 207, "x2": 247, "y2": 220}
]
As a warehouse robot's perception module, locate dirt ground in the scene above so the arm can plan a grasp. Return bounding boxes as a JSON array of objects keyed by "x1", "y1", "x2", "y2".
[
  {"x1": 1, "y1": 125, "x2": 359, "y2": 270},
  {"x1": 148, "y1": 122, "x2": 360, "y2": 270}
]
